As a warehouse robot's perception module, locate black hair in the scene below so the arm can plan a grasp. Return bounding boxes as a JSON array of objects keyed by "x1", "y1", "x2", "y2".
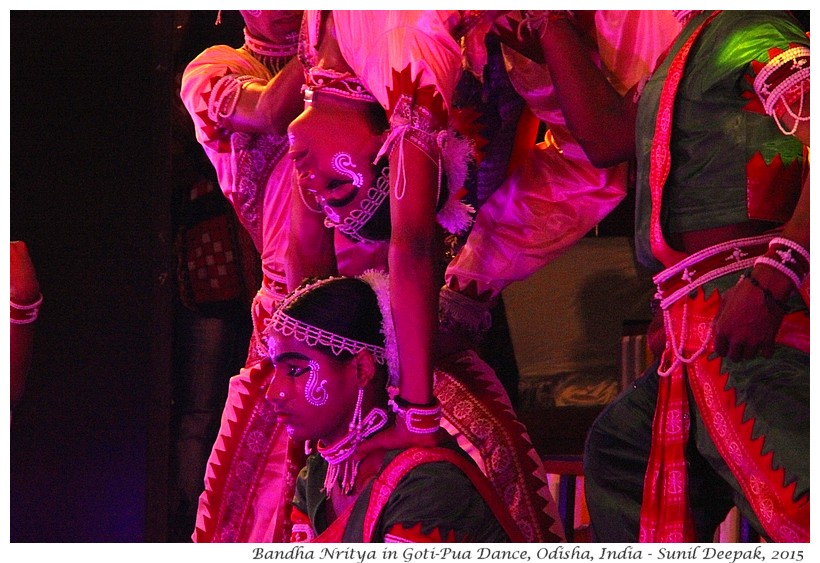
[{"x1": 280, "y1": 277, "x2": 385, "y2": 361}]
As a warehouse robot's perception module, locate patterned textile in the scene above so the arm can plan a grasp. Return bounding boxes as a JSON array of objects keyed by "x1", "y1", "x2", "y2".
[
  {"x1": 181, "y1": 43, "x2": 294, "y2": 296},
  {"x1": 180, "y1": 26, "x2": 300, "y2": 543},
  {"x1": 435, "y1": 351, "x2": 563, "y2": 542},
  {"x1": 585, "y1": 258, "x2": 809, "y2": 542},
  {"x1": 291, "y1": 445, "x2": 514, "y2": 542},
  {"x1": 644, "y1": 253, "x2": 809, "y2": 542},
  {"x1": 191, "y1": 361, "x2": 304, "y2": 543},
  {"x1": 633, "y1": 11, "x2": 810, "y2": 541},
  {"x1": 444, "y1": 11, "x2": 681, "y2": 305}
]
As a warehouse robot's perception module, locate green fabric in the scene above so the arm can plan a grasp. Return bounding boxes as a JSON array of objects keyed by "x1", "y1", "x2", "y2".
[
  {"x1": 585, "y1": 269, "x2": 809, "y2": 542},
  {"x1": 292, "y1": 445, "x2": 510, "y2": 542},
  {"x1": 634, "y1": 10, "x2": 807, "y2": 270}
]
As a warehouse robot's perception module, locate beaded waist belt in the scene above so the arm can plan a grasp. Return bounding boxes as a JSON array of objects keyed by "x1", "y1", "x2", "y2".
[{"x1": 653, "y1": 234, "x2": 774, "y2": 309}]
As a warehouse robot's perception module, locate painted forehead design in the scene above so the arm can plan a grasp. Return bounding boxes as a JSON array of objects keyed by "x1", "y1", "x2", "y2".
[{"x1": 331, "y1": 152, "x2": 364, "y2": 188}]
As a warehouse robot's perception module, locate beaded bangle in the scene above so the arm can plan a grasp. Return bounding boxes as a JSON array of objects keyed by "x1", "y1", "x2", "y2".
[
  {"x1": 769, "y1": 236, "x2": 809, "y2": 266},
  {"x1": 752, "y1": 46, "x2": 810, "y2": 136},
  {"x1": 744, "y1": 272, "x2": 790, "y2": 314},
  {"x1": 11, "y1": 293, "x2": 43, "y2": 325},
  {"x1": 389, "y1": 396, "x2": 442, "y2": 434},
  {"x1": 753, "y1": 237, "x2": 809, "y2": 289}
]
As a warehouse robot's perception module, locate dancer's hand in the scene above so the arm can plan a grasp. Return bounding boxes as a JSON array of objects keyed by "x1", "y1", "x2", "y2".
[{"x1": 713, "y1": 271, "x2": 790, "y2": 361}]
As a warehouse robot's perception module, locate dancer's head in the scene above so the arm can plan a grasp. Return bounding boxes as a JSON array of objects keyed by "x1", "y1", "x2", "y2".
[
  {"x1": 263, "y1": 274, "x2": 395, "y2": 443},
  {"x1": 288, "y1": 74, "x2": 393, "y2": 243}
]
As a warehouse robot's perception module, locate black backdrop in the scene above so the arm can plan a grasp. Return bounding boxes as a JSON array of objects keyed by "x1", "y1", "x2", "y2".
[{"x1": 10, "y1": 11, "x2": 175, "y2": 542}]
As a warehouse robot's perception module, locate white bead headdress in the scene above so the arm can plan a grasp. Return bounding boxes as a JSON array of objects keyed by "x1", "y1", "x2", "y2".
[
  {"x1": 264, "y1": 272, "x2": 399, "y2": 494},
  {"x1": 264, "y1": 272, "x2": 399, "y2": 388},
  {"x1": 265, "y1": 277, "x2": 386, "y2": 363}
]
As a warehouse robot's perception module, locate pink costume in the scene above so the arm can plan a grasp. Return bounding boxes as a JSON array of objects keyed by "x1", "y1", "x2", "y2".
[
  {"x1": 441, "y1": 11, "x2": 682, "y2": 336},
  {"x1": 180, "y1": 16, "x2": 300, "y2": 542},
  {"x1": 180, "y1": 12, "x2": 393, "y2": 543},
  {"x1": 302, "y1": 10, "x2": 564, "y2": 542}
]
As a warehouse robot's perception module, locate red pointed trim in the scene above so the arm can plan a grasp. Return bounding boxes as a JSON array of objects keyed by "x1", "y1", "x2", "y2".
[
  {"x1": 435, "y1": 355, "x2": 563, "y2": 542},
  {"x1": 684, "y1": 288, "x2": 809, "y2": 542},
  {"x1": 385, "y1": 64, "x2": 448, "y2": 127},
  {"x1": 746, "y1": 151, "x2": 803, "y2": 223}
]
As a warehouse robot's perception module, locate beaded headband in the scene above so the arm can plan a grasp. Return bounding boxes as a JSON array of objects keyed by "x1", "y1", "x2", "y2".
[
  {"x1": 264, "y1": 272, "x2": 399, "y2": 388},
  {"x1": 323, "y1": 165, "x2": 390, "y2": 244}
]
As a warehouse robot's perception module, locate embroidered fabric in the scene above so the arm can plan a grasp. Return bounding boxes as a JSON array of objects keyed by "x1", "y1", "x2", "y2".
[
  {"x1": 244, "y1": 28, "x2": 298, "y2": 75},
  {"x1": 374, "y1": 94, "x2": 475, "y2": 237},
  {"x1": 384, "y1": 94, "x2": 441, "y2": 161},
  {"x1": 754, "y1": 236, "x2": 810, "y2": 289},
  {"x1": 653, "y1": 234, "x2": 773, "y2": 310},
  {"x1": 244, "y1": 26, "x2": 298, "y2": 58},
  {"x1": 758, "y1": 237, "x2": 810, "y2": 288},
  {"x1": 232, "y1": 132, "x2": 290, "y2": 249},
  {"x1": 438, "y1": 285, "x2": 493, "y2": 343}
]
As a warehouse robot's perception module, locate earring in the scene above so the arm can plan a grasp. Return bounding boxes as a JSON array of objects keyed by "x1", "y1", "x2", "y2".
[{"x1": 297, "y1": 184, "x2": 324, "y2": 214}]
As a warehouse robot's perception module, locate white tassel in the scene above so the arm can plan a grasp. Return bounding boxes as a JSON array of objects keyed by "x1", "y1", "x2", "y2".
[
  {"x1": 358, "y1": 270, "x2": 400, "y2": 388},
  {"x1": 437, "y1": 129, "x2": 475, "y2": 235},
  {"x1": 437, "y1": 198, "x2": 475, "y2": 236}
]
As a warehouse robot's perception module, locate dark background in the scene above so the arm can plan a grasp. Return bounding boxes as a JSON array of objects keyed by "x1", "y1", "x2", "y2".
[
  {"x1": 10, "y1": 11, "x2": 175, "y2": 542},
  {"x1": 10, "y1": 10, "x2": 248, "y2": 542}
]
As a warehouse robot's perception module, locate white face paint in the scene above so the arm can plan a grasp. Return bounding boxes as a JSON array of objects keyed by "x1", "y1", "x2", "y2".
[
  {"x1": 331, "y1": 152, "x2": 364, "y2": 188},
  {"x1": 304, "y1": 360, "x2": 329, "y2": 407}
]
